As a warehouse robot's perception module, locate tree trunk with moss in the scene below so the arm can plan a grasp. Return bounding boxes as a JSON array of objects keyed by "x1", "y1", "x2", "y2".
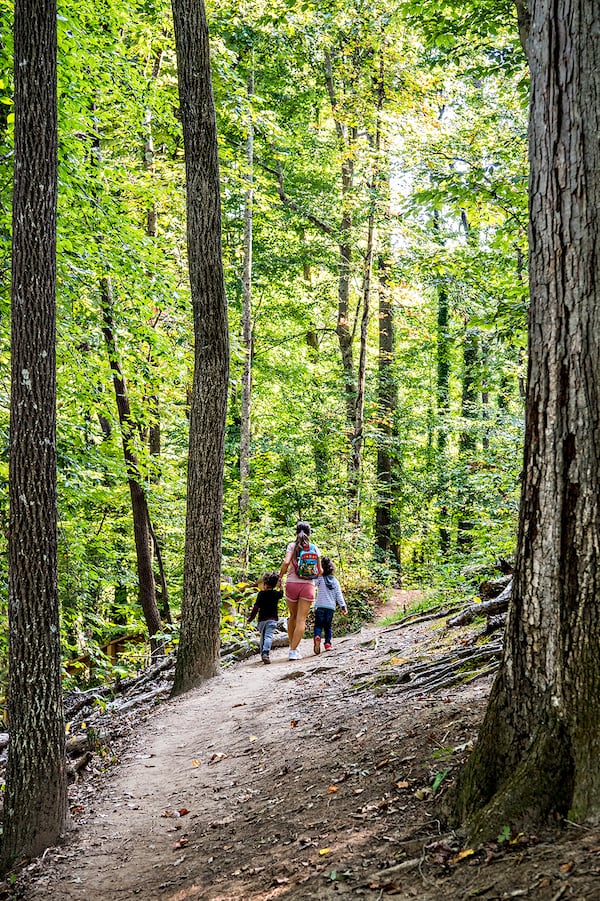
[{"x1": 452, "y1": 0, "x2": 600, "y2": 840}]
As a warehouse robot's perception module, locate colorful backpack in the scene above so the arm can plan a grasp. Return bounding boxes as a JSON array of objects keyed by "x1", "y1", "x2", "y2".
[{"x1": 296, "y1": 543, "x2": 319, "y2": 579}]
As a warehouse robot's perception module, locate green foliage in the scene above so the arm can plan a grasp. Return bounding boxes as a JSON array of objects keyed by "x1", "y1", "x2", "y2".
[
  {"x1": 220, "y1": 581, "x2": 257, "y2": 644},
  {"x1": 0, "y1": 0, "x2": 528, "y2": 693},
  {"x1": 432, "y1": 768, "x2": 450, "y2": 792},
  {"x1": 497, "y1": 824, "x2": 511, "y2": 843},
  {"x1": 339, "y1": 582, "x2": 380, "y2": 633}
]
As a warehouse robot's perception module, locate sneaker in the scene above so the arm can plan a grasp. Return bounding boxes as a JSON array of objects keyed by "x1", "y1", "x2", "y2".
[
  {"x1": 324, "y1": 642, "x2": 332, "y2": 651},
  {"x1": 261, "y1": 653, "x2": 271, "y2": 664},
  {"x1": 313, "y1": 636, "x2": 321, "y2": 655},
  {"x1": 288, "y1": 648, "x2": 302, "y2": 660}
]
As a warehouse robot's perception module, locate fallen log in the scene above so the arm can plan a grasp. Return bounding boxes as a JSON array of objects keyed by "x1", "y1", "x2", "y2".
[
  {"x1": 446, "y1": 580, "x2": 512, "y2": 628},
  {"x1": 478, "y1": 612, "x2": 507, "y2": 637},
  {"x1": 478, "y1": 574, "x2": 512, "y2": 602}
]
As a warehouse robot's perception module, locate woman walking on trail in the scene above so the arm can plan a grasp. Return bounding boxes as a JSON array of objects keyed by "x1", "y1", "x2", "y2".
[{"x1": 278, "y1": 521, "x2": 322, "y2": 660}]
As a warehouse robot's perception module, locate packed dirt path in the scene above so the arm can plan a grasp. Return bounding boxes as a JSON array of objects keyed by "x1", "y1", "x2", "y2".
[{"x1": 17, "y1": 593, "x2": 600, "y2": 901}]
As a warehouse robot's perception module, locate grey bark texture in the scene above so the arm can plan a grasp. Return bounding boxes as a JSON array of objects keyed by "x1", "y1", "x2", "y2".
[
  {"x1": 3, "y1": 0, "x2": 68, "y2": 863},
  {"x1": 453, "y1": 0, "x2": 600, "y2": 838},
  {"x1": 170, "y1": 0, "x2": 229, "y2": 695}
]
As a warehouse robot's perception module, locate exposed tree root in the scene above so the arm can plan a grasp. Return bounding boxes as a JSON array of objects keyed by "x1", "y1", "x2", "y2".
[
  {"x1": 464, "y1": 722, "x2": 574, "y2": 843},
  {"x1": 352, "y1": 643, "x2": 502, "y2": 695},
  {"x1": 382, "y1": 605, "x2": 465, "y2": 631}
]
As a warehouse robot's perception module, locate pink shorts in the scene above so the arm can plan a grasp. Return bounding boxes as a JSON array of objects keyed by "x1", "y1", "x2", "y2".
[{"x1": 286, "y1": 580, "x2": 316, "y2": 602}]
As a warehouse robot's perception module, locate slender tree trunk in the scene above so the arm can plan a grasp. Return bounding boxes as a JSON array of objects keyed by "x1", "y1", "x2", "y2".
[
  {"x1": 239, "y1": 68, "x2": 254, "y2": 574},
  {"x1": 375, "y1": 228, "x2": 398, "y2": 563},
  {"x1": 170, "y1": 0, "x2": 229, "y2": 695},
  {"x1": 142, "y1": 51, "x2": 173, "y2": 625},
  {"x1": 100, "y1": 278, "x2": 163, "y2": 646},
  {"x1": 453, "y1": 0, "x2": 600, "y2": 839},
  {"x1": 436, "y1": 281, "x2": 451, "y2": 556},
  {"x1": 432, "y1": 202, "x2": 452, "y2": 556},
  {"x1": 457, "y1": 326, "x2": 479, "y2": 549},
  {"x1": 350, "y1": 48, "x2": 384, "y2": 519},
  {"x1": 143, "y1": 100, "x2": 162, "y2": 463},
  {"x1": 350, "y1": 197, "x2": 375, "y2": 522},
  {"x1": 481, "y1": 342, "x2": 490, "y2": 451},
  {"x1": 372, "y1": 47, "x2": 399, "y2": 566},
  {"x1": 3, "y1": 0, "x2": 68, "y2": 862},
  {"x1": 324, "y1": 52, "x2": 357, "y2": 457},
  {"x1": 336, "y1": 161, "x2": 356, "y2": 429},
  {"x1": 148, "y1": 518, "x2": 172, "y2": 624}
]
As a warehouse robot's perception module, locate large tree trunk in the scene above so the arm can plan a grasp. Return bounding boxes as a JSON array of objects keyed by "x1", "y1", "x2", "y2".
[
  {"x1": 453, "y1": 0, "x2": 600, "y2": 839},
  {"x1": 3, "y1": 0, "x2": 68, "y2": 862},
  {"x1": 170, "y1": 0, "x2": 229, "y2": 695}
]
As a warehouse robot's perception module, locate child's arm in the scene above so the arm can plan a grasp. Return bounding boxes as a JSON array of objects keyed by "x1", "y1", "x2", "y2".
[
  {"x1": 335, "y1": 579, "x2": 347, "y2": 614},
  {"x1": 247, "y1": 596, "x2": 260, "y2": 623}
]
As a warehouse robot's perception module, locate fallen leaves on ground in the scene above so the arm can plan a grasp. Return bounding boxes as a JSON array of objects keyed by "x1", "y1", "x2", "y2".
[{"x1": 209, "y1": 752, "x2": 228, "y2": 764}]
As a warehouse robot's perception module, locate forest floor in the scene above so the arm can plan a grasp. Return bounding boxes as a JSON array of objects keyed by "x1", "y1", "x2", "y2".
[{"x1": 12, "y1": 591, "x2": 600, "y2": 901}]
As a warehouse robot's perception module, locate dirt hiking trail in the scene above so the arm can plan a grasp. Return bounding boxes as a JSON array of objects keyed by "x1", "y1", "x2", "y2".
[{"x1": 17, "y1": 593, "x2": 600, "y2": 901}]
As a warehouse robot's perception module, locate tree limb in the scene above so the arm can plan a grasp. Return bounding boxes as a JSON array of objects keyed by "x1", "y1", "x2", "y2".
[{"x1": 262, "y1": 158, "x2": 335, "y2": 237}]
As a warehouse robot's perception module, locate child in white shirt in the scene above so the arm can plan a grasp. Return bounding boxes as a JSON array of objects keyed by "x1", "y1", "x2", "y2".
[{"x1": 313, "y1": 557, "x2": 347, "y2": 654}]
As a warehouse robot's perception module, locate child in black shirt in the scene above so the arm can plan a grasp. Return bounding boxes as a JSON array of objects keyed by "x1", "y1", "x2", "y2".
[{"x1": 248, "y1": 571, "x2": 283, "y2": 664}]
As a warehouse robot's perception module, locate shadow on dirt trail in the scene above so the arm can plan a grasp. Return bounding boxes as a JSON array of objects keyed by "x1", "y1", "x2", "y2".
[{"x1": 16, "y1": 593, "x2": 600, "y2": 901}]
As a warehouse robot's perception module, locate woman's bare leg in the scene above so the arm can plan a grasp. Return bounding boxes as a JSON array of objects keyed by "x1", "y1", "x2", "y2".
[
  {"x1": 290, "y1": 597, "x2": 313, "y2": 650},
  {"x1": 287, "y1": 600, "x2": 297, "y2": 646}
]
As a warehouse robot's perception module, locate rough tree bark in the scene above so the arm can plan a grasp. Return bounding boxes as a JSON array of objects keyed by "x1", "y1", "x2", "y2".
[
  {"x1": 170, "y1": 0, "x2": 229, "y2": 695},
  {"x1": 3, "y1": 0, "x2": 69, "y2": 862},
  {"x1": 453, "y1": 0, "x2": 600, "y2": 839}
]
